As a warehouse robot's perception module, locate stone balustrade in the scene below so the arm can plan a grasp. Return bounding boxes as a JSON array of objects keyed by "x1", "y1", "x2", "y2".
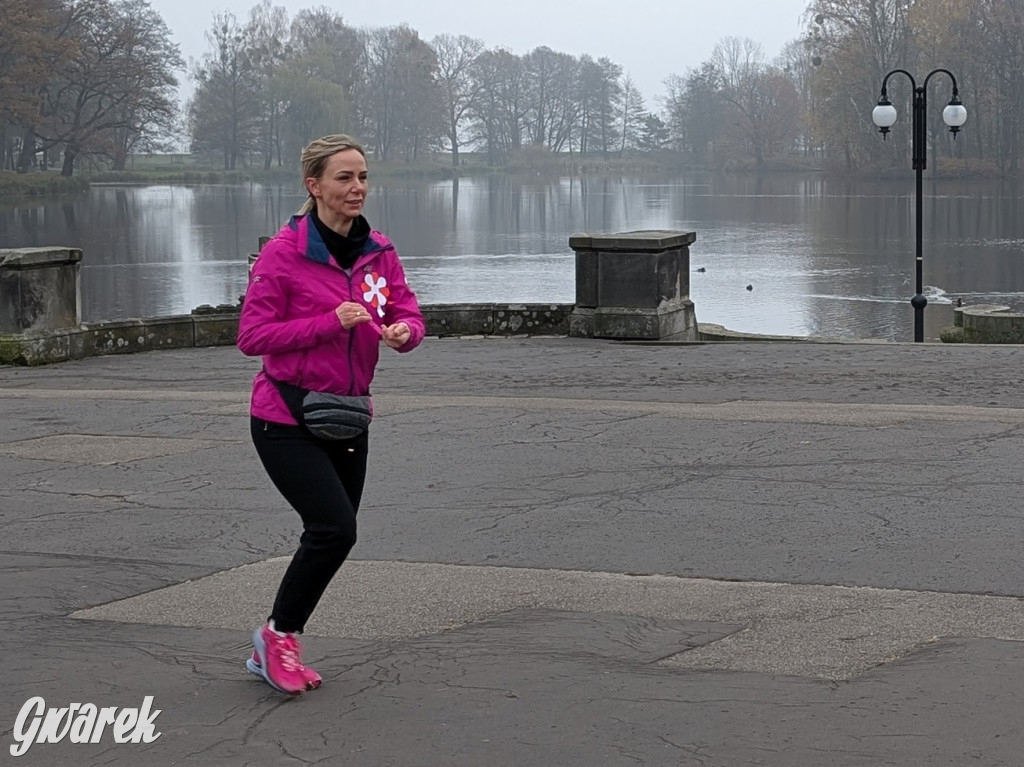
[
  {"x1": 7, "y1": 233, "x2": 1019, "y2": 366},
  {"x1": 2, "y1": 231, "x2": 699, "y2": 365}
]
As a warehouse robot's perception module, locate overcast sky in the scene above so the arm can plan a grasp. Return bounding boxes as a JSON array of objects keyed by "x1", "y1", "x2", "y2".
[{"x1": 149, "y1": 0, "x2": 811, "y2": 106}]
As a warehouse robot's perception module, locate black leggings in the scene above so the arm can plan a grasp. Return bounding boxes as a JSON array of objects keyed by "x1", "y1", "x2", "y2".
[{"x1": 251, "y1": 417, "x2": 368, "y2": 634}]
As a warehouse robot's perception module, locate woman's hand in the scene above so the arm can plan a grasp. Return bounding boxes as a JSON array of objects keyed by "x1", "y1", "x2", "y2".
[
  {"x1": 336, "y1": 301, "x2": 373, "y2": 330},
  {"x1": 381, "y1": 322, "x2": 410, "y2": 349}
]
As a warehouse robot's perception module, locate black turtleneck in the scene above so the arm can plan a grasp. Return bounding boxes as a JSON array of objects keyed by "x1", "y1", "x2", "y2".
[{"x1": 310, "y1": 209, "x2": 370, "y2": 270}]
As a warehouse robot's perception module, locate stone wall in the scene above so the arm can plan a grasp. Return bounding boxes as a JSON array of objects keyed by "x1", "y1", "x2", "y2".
[
  {"x1": 951, "y1": 304, "x2": 1024, "y2": 344},
  {"x1": 0, "y1": 231, "x2": 700, "y2": 366},
  {"x1": 0, "y1": 303, "x2": 575, "y2": 366},
  {"x1": 423, "y1": 304, "x2": 571, "y2": 336}
]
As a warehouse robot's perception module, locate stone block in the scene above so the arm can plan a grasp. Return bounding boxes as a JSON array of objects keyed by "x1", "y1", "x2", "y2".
[
  {"x1": 575, "y1": 250, "x2": 599, "y2": 308},
  {"x1": 0, "y1": 247, "x2": 82, "y2": 333},
  {"x1": 192, "y1": 310, "x2": 240, "y2": 347},
  {"x1": 493, "y1": 305, "x2": 571, "y2": 335},
  {"x1": 144, "y1": 316, "x2": 195, "y2": 350},
  {"x1": 250, "y1": 236, "x2": 273, "y2": 272},
  {"x1": 569, "y1": 231, "x2": 697, "y2": 252},
  {"x1": 961, "y1": 307, "x2": 1024, "y2": 344},
  {"x1": 80, "y1": 320, "x2": 148, "y2": 357},
  {"x1": 0, "y1": 335, "x2": 20, "y2": 364},
  {"x1": 568, "y1": 307, "x2": 595, "y2": 338},
  {"x1": 597, "y1": 251, "x2": 661, "y2": 309},
  {"x1": 0, "y1": 331, "x2": 76, "y2": 366},
  {"x1": 939, "y1": 325, "x2": 965, "y2": 343},
  {"x1": 423, "y1": 305, "x2": 495, "y2": 336},
  {"x1": 591, "y1": 301, "x2": 697, "y2": 341},
  {"x1": 662, "y1": 249, "x2": 689, "y2": 304}
]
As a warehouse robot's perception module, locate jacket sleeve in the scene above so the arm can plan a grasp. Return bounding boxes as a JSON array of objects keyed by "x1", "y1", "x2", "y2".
[
  {"x1": 383, "y1": 251, "x2": 425, "y2": 353},
  {"x1": 236, "y1": 249, "x2": 344, "y2": 357}
]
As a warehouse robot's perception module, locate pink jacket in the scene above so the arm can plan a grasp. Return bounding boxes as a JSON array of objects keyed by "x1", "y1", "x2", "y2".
[{"x1": 237, "y1": 213, "x2": 425, "y2": 425}]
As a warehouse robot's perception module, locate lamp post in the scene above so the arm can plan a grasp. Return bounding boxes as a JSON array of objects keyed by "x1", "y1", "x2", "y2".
[{"x1": 871, "y1": 69, "x2": 967, "y2": 342}]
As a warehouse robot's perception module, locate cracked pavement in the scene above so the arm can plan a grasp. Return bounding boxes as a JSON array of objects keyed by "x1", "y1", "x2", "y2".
[{"x1": 2, "y1": 338, "x2": 1024, "y2": 766}]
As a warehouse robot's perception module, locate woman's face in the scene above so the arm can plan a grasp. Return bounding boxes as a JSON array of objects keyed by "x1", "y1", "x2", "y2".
[{"x1": 306, "y1": 148, "x2": 368, "y2": 228}]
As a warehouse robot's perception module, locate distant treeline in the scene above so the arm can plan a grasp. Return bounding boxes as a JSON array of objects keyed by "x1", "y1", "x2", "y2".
[{"x1": 2, "y1": 0, "x2": 1023, "y2": 178}]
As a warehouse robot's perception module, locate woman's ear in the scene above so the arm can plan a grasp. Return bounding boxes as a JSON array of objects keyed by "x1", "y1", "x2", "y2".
[{"x1": 304, "y1": 177, "x2": 320, "y2": 199}]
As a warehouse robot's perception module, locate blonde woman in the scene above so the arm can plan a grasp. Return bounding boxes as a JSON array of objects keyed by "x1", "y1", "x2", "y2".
[{"x1": 237, "y1": 135, "x2": 425, "y2": 694}]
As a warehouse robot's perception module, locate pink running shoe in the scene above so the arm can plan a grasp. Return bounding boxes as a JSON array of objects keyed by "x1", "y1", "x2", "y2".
[
  {"x1": 248, "y1": 624, "x2": 309, "y2": 695},
  {"x1": 247, "y1": 648, "x2": 322, "y2": 690}
]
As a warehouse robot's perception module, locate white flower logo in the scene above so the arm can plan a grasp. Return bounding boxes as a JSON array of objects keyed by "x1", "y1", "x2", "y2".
[{"x1": 361, "y1": 272, "x2": 390, "y2": 318}]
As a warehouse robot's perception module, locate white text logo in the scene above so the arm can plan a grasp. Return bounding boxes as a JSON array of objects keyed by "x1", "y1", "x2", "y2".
[{"x1": 10, "y1": 696, "x2": 162, "y2": 757}]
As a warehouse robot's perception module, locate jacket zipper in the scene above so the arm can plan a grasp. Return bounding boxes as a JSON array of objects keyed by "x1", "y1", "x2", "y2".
[{"x1": 345, "y1": 269, "x2": 357, "y2": 396}]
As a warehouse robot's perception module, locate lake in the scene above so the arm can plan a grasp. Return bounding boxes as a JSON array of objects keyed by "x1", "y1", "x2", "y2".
[{"x1": 2, "y1": 173, "x2": 1021, "y2": 341}]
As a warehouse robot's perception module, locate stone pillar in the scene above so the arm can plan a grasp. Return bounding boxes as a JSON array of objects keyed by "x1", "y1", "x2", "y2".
[
  {"x1": 0, "y1": 247, "x2": 83, "y2": 333},
  {"x1": 250, "y1": 236, "x2": 272, "y2": 271},
  {"x1": 569, "y1": 230, "x2": 697, "y2": 340}
]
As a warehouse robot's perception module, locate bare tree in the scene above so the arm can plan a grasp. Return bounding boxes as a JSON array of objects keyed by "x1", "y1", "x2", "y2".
[
  {"x1": 467, "y1": 48, "x2": 526, "y2": 164},
  {"x1": 432, "y1": 33, "x2": 484, "y2": 167},
  {"x1": 709, "y1": 37, "x2": 801, "y2": 165},
  {"x1": 574, "y1": 56, "x2": 602, "y2": 154},
  {"x1": 287, "y1": 7, "x2": 361, "y2": 140},
  {"x1": 244, "y1": 0, "x2": 290, "y2": 169},
  {"x1": 777, "y1": 39, "x2": 820, "y2": 158},
  {"x1": 962, "y1": 0, "x2": 1024, "y2": 171},
  {"x1": 0, "y1": 0, "x2": 73, "y2": 170},
  {"x1": 577, "y1": 57, "x2": 621, "y2": 156},
  {"x1": 362, "y1": 25, "x2": 442, "y2": 162},
  {"x1": 32, "y1": 0, "x2": 182, "y2": 175},
  {"x1": 803, "y1": 0, "x2": 913, "y2": 169},
  {"x1": 522, "y1": 46, "x2": 578, "y2": 152},
  {"x1": 189, "y1": 12, "x2": 259, "y2": 170},
  {"x1": 618, "y1": 74, "x2": 647, "y2": 156}
]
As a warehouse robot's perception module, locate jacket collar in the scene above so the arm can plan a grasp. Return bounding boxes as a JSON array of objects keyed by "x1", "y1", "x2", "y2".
[{"x1": 288, "y1": 213, "x2": 384, "y2": 266}]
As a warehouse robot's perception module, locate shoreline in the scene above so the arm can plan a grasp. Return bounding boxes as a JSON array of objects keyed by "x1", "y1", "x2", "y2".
[{"x1": 3, "y1": 155, "x2": 1019, "y2": 201}]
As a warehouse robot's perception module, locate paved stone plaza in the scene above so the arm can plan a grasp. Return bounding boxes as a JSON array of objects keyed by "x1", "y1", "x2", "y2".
[{"x1": 2, "y1": 338, "x2": 1023, "y2": 765}]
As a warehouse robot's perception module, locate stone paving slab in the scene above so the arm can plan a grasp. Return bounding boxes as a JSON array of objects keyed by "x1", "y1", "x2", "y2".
[{"x1": 72, "y1": 559, "x2": 1024, "y2": 680}]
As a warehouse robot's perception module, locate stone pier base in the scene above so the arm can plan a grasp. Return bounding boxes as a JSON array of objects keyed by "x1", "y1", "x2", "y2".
[
  {"x1": 0, "y1": 247, "x2": 82, "y2": 334},
  {"x1": 568, "y1": 231, "x2": 698, "y2": 341}
]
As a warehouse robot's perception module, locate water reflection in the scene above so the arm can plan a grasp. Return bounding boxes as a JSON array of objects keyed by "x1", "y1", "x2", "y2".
[{"x1": 0, "y1": 175, "x2": 1020, "y2": 341}]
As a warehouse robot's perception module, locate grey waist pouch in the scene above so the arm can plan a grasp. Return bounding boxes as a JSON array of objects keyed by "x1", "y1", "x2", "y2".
[{"x1": 264, "y1": 371, "x2": 371, "y2": 440}]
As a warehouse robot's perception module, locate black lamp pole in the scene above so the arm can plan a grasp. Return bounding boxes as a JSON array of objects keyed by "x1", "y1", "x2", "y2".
[{"x1": 873, "y1": 69, "x2": 965, "y2": 342}]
